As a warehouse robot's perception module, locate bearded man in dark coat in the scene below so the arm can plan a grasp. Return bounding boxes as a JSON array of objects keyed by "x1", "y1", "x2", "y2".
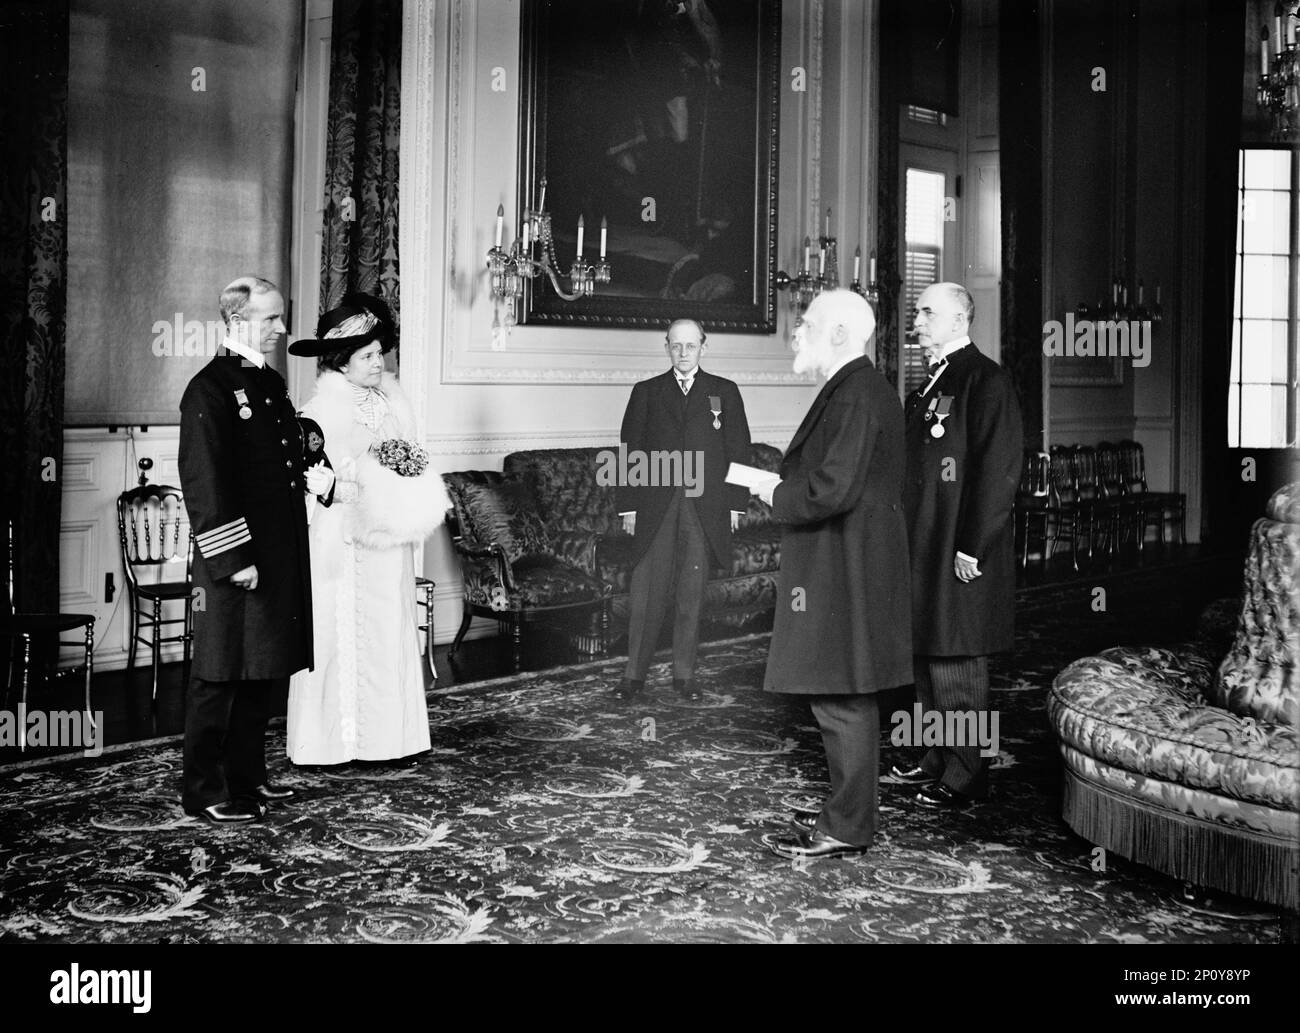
[
  {"x1": 893, "y1": 282, "x2": 1023, "y2": 810},
  {"x1": 178, "y1": 276, "x2": 336, "y2": 823},
  {"x1": 761, "y1": 290, "x2": 912, "y2": 859}
]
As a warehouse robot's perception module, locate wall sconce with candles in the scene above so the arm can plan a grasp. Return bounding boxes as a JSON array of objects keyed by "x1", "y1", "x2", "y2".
[
  {"x1": 775, "y1": 208, "x2": 879, "y2": 314},
  {"x1": 1258, "y1": 1, "x2": 1300, "y2": 141},
  {"x1": 486, "y1": 176, "x2": 612, "y2": 334}
]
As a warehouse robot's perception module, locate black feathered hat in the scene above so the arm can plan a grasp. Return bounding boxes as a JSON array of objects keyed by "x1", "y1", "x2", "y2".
[{"x1": 288, "y1": 292, "x2": 396, "y2": 357}]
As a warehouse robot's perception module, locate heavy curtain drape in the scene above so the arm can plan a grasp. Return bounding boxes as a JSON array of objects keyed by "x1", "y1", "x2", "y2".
[
  {"x1": 998, "y1": 0, "x2": 1044, "y2": 448},
  {"x1": 875, "y1": 0, "x2": 902, "y2": 388},
  {"x1": 0, "y1": 1, "x2": 68, "y2": 612},
  {"x1": 320, "y1": 0, "x2": 402, "y2": 334}
]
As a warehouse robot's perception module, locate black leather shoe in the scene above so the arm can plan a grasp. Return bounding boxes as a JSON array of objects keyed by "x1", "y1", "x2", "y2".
[
  {"x1": 770, "y1": 830, "x2": 868, "y2": 860},
  {"x1": 889, "y1": 764, "x2": 937, "y2": 785},
  {"x1": 915, "y1": 782, "x2": 972, "y2": 810},
  {"x1": 252, "y1": 782, "x2": 294, "y2": 801},
  {"x1": 673, "y1": 678, "x2": 702, "y2": 701},
  {"x1": 186, "y1": 801, "x2": 262, "y2": 824},
  {"x1": 612, "y1": 678, "x2": 644, "y2": 701}
]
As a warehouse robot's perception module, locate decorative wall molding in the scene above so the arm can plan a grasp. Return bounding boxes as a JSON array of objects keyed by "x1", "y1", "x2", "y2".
[
  {"x1": 442, "y1": 364, "x2": 818, "y2": 386},
  {"x1": 426, "y1": 424, "x2": 802, "y2": 458},
  {"x1": 433, "y1": 0, "x2": 829, "y2": 386}
]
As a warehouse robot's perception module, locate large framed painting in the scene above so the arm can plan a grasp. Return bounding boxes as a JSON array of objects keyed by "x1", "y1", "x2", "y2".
[{"x1": 517, "y1": 0, "x2": 781, "y2": 332}]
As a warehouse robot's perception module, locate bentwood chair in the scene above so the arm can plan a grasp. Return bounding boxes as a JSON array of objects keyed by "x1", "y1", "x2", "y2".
[
  {"x1": 0, "y1": 519, "x2": 96, "y2": 751},
  {"x1": 115, "y1": 482, "x2": 194, "y2": 700}
]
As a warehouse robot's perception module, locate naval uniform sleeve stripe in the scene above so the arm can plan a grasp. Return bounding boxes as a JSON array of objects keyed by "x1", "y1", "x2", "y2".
[
  {"x1": 196, "y1": 518, "x2": 249, "y2": 546},
  {"x1": 198, "y1": 527, "x2": 250, "y2": 552},
  {"x1": 198, "y1": 529, "x2": 252, "y2": 558}
]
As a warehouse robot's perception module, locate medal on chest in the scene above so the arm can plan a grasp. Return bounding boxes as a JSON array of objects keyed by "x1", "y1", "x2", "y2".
[
  {"x1": 234, "y1": 387, "x2": 252, "y2": 420},
  {"x1": 925, "y1": 395, "x2": 953, "y2": 439},
  {"x1": 708, "y1": 394, "x2": 722, "y2": 430}
]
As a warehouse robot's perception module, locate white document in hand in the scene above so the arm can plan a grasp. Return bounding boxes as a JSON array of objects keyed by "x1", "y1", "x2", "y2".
[{"x1": 726, "y1": 462, "x2": 780, "y2": 489}]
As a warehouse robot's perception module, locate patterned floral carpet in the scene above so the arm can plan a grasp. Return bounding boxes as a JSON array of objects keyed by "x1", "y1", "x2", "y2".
[{"x1": 0, "y1": 610, "x2": 1289, "y2": 943}]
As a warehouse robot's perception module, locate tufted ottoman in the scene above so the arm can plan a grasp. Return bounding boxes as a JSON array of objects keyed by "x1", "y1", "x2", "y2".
[{"x1": 1048, "y1": 484, "x2": 1300, "y2": 910}]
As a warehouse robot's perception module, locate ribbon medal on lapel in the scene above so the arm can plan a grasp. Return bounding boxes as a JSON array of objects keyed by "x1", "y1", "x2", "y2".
[
  {"x1": 709, "y1": 395, "x2": 722, "y2": 430},
  {"x1": 927, "y1": 395, "x2": 953, "y2": 438},
  {"x1": 234, "y1": 387, "x2": 252, "y2": 420}
]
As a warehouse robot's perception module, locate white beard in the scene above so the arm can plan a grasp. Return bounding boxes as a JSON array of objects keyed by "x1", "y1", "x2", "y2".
[{"x1": 792, "y1": 346, "x2": 819, "y2": 376}]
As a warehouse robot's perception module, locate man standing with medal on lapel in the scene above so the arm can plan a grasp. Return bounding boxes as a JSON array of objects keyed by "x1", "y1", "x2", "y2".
[
  {"x1": 178, "y1": 276, "x2": 336, "y2": 823},
  {"x1": 613, "y1": 318, "x2": 751, "y2": 702},
  {"x1": 897, "y1": 282, "x2": 1022, "y2": 811}
]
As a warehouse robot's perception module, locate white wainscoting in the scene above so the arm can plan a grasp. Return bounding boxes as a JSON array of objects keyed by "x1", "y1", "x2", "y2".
[{"x1": 61, "y1": 426, "x2": 188, "y2": 672}]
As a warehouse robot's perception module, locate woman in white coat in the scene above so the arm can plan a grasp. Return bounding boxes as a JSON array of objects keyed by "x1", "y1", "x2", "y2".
[{"x1": 286, "y1": 293, "x2": 447, "y2": 764}]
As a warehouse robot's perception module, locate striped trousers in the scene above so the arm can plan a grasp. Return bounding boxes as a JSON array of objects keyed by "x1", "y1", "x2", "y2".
[{"x1": 913, "y1": 655, "x2": 992, "y2": 798}]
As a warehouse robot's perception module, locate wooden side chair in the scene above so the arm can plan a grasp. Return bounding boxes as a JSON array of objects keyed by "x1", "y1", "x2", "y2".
[
  {"x1": 1118, "y1": 439, "x2": 1187, "y2": 549},
  {"x1": 415, "y1": 575, "x2": 436, "y2": 679},
  {"x1": 1016, "y1": 450, "x2": 1052, "y2": 570},
  {"x1": 0, "y1": 519, "x2": 96, "y2": 751},
  {"x1": 1047, "y1": 445, "x2": 1083, "y2": 572},
  {"x1": 115, "y1": 476, "x2": 194, "y2": 700},
  {"x1": 1095, "y1": 441, "x2": 1139, "y2": 555}
]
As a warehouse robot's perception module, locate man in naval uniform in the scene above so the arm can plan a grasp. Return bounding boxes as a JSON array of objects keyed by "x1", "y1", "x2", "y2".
[{"x1": 178, "y1": 276, "x2": 336, "y2": 823}]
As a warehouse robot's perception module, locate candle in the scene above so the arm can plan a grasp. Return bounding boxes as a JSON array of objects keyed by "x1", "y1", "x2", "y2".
[
  {"x1": 522, "y1": 218, "x2": 530, "y2": 250},
  {"x1": 853, "y1": 245, "x2": 861, "y2": 282},
  {"x1": 538, "y1": 178, "x2": 547, "y2": 213},
  {"x1": 495, "y1": 204, "x2": 504, "y2": 248},
  {"x1": 803, "y1": 236, "x2": 811, "y2": 274},
  {"x1": 1155, "y1": 283, "x2": 1162, "y2": 305},
  {"x1": 1262, "y1": 28, "x2": 1271, "y2": 76},
  {"x1": 1112, "y1": 278, "x2": 1119, "y2": 305},
  {"x1": 1137, "y1": 279, "x2": 1144, "y2": 305},
  {"x1": 576, "y1": 214, "x2": 584, "y2": 258},
  {"x1": 818, "y1": 248, "x2": 826, "y2": 276},
  {"x1": 1289, "y1": 12, "x2": 1296, "y2": 47},
  {"x1": 1276, "y1": 3, "x2": 1283, "y2": 55},
  {"x1": 825, "y1": 207, "x2": 831, "y2": 238},
  {"x1": 869, "y1": 251, "x2": 877, "y2": 285},
  {"x1": 600, "y1": 216, "x2": 607, "y2": 258}
]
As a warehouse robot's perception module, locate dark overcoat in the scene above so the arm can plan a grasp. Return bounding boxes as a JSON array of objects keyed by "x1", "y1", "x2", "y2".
[
  {"x1": 616, "y1": 368, "x2": 751, "y2": 570},
  {"x1": 903, "y1": 342, "x2": 1023, "y2": 656},
  {"x1": 178, "y1": 354, "x2": 324, "y2": 681},
  {"x1": 763, "y1": 356, "x2": 913, "y2": 696}
]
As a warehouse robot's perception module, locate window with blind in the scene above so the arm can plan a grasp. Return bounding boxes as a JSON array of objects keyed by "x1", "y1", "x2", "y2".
[
  {"x1": 903, "y1": 167, "x2": 948, "y2": 394},
  {"x1": 1229, "y1": 148, "x2": 1299, "y2": 448}
]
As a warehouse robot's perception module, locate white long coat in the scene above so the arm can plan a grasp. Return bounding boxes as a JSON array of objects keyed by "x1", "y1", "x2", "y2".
[{"x1": 286, "y1": 370, "x2": 442, "y2": 764}]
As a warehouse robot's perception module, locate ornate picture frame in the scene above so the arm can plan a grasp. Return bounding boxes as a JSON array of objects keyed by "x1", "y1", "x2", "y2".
[{"x1": 516, "y1": 0, "x2": 781, "y2": 333}]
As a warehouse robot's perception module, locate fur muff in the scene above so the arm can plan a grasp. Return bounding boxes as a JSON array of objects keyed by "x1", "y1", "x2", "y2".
[{"x1": 353, "y1": 449, "x2": 450, "y2": 549}]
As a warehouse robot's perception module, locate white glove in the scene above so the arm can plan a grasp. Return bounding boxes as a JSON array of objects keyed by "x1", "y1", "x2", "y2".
[{"x1": 305, "y1": 462, "x2": 335, "y2": 496}]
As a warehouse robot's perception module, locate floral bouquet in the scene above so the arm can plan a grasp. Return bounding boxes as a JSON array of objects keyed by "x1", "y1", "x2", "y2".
[
  {"x1": 353, "y1": 438, "x2": 450, "y2": 549},
  {"x1": 373, "y1": 438, "x2": 430, "y2": 477}
]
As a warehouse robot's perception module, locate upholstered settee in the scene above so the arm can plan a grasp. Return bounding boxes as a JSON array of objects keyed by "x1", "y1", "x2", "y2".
[
  {"x1": 441, "y1": 444, "x2": 784, "y2": 667},
  {"x1": 1048, "y1": 483, "x2": 1299, "y2": 910}
]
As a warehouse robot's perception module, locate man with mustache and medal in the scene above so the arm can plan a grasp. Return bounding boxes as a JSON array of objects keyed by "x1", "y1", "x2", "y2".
[
  {"x1": 613, "y1": 318, "x2": 752, "y2": 702},
  {"x1": 896, "y1": 282, "x2": 1023, "y2": 811},
  {"x1": 177, "y1": 276, "x2": 336, "y2": 824}
]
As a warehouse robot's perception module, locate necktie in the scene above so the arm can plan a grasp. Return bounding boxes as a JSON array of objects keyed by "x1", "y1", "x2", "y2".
[
  {"x1": 927, "y1": 361, "x2": 943, "y2": 377},
  {"x1": 679, "y1": 377, "x2": 692, "y2": 395}
]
